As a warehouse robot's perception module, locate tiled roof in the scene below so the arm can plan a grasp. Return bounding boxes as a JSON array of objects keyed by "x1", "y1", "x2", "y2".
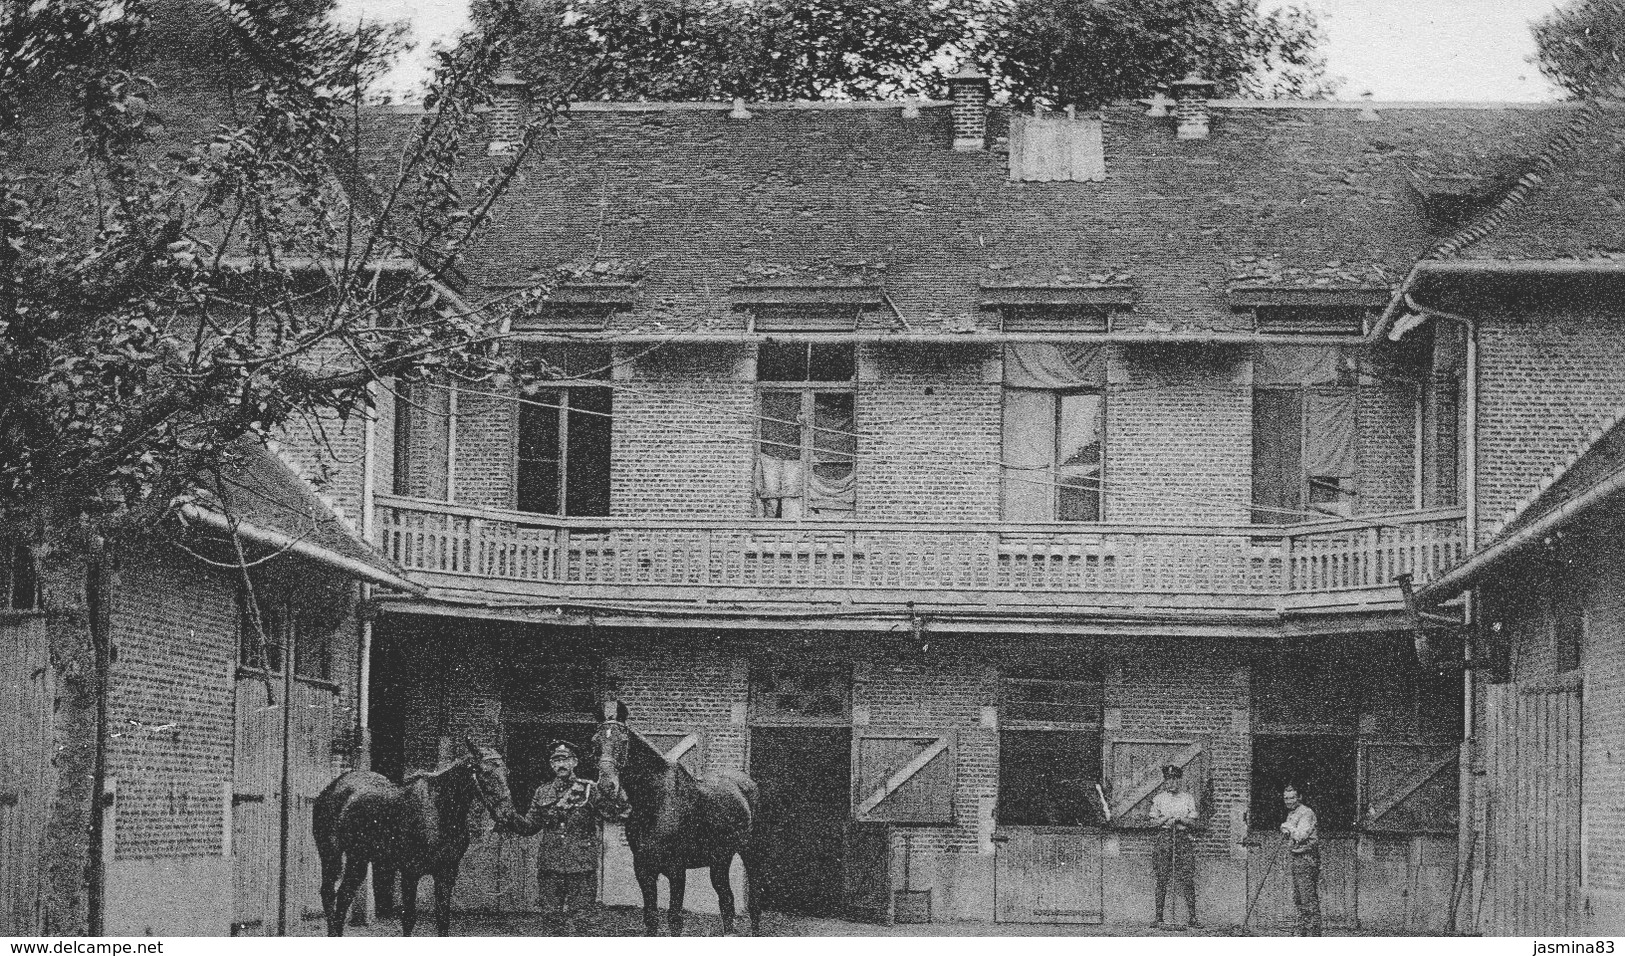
[
  {"x1": 188, "y1": 438, "x2": 411, "y2": 586},
  {"x1": 353, "y1": 99, "x2": 1618, "y2": 335}
]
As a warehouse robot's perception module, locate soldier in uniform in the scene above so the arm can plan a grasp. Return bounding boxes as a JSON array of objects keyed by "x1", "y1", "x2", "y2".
[
  {"x1": 1148, "y1": 764, "x2": 1201, "y2": 930},
  {"x1": 508, "y1": 740, "x2": 614, "y2": 931},
  {"x1": 1281, "y1": 783, "x2": 1322, "y2": 936}
]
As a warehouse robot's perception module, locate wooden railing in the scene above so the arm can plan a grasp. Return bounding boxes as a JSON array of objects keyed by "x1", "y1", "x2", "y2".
[{"x1": 374, "y1": 495, "x2": 1465, "y2": 601}]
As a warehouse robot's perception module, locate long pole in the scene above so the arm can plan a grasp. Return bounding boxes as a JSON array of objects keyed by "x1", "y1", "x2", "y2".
[
  {"x1": 1242, "y1": 834, "x2": 1286, "y2": 933},
  {"x1": 277, "y1": 623, "x2": 294, "y2": 936}
]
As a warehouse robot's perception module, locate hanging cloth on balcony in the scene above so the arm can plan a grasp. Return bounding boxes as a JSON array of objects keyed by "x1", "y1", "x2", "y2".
[
  {"x1": 1304, "y1": 390, "x2": 1358, "y2": 483},
  {"x1": 1004, "y1": 343, "x2": 1107, "y2": 388},
  {"x1": 1253, "y1": 345, "x2": 1350, "y2": 387}
]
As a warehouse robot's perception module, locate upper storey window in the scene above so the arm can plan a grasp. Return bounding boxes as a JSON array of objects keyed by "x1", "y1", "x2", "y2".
[
  {"x1": 755, "y1": 343, "x2": 856, "y2": 518},
  {"x1": 1001, "y1": 344, "x2": 1106, "y2": 522},
  {"x1": 516, "y1": 345, "x2": 612, "y2": 517},
  {"x1": 1252, "y1": 346, "x2": 1358, "y2": 523}
]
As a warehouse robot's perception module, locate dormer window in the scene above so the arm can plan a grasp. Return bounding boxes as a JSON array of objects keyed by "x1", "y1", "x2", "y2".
[
  {"x1": 1230, "y1": 287, "x2": 1388, "y2": 338},
  {"x1": 1253, "y1": 306, "x2": 1367, "y2": 336},
  {"x1": 980, "y1": 283, "x2": 1135, "y2": 334}
]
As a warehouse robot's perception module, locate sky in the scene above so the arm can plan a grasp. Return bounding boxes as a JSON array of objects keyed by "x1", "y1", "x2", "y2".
[{"x1": 333, "y1": 0, "x2": 1569, "y2": 103}]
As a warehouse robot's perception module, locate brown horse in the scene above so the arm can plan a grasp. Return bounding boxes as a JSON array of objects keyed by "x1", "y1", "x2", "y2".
[
  {"x1": 313, "y1": 739, "x2": 515, "y2": 936},
  {"x1": 593, "y1": 701, "x2": 763, "y2": 936}
]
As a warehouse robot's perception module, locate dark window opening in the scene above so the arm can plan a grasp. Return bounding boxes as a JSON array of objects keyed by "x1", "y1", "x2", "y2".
[
  {"x1": 1554, "y1": 590, "x2": 1583, "y2": 674},
  {"x1": 392, "y1": 380, "x2": 415, "y2": 497},
  {"x1": 1253, "y1": 387, "x2": 1357, "y2": 522},
  {"x1": 1253, "y1": 306, "x2": 1367, "y2": 336},
  {"x1": 750, "y1": 662, "x2": 852, "y2": 722},
  {"x1": 501, "y1": 657, "x2": 601, "y2": 802},
  {"x1": 1001, "y1": 665, "x2": 1104, "y2": 724},
  {"x1": 516, "y1": 385, "x2": 612, "y2": 517},
  {"x1": 1250, "y1": 734, "x2": 1357, "y2": 834},
  {"x1": 758, "y1": 343, "x2": 856, "y2": 383},
  {"x1": 3, "y1": 542, "x2": 39, "y2": 610},
  {"x1": 756, "y1": 386, "x2": 856, "y2": 518},
  {"x1": 998, "y1": 730, "x2": 1104, "y2": 826},
  {"x1": 391, "y1": 378, "x2": 450, "y2": 499},
  {"x1": 1253, "y1": 648, "x2": 1361, "y2": 732}
]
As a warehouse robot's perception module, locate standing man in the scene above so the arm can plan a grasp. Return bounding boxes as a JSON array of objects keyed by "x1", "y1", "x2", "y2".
[
  {"x1": 1149, "y1": 764, "x2": 1201, "y2": 930},
  {"x1": 508, "y1": 741, "x2": 609, "y2": 932},
  {"x1": 1281, "y1": 783, "x2": 1321, "y2": 937}
]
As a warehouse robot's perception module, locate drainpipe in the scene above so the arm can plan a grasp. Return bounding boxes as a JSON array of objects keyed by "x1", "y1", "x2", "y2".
[{"x1": 1400, "y1": 292, "x2": 1480, "y2": 928}]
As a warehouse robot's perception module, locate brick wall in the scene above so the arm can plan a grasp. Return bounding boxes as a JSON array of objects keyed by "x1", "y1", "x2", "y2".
[
  {"x1": 452, "y1": 386, "x2": 516, "y2": 509},
  {"x1": 1477, "y1": 312, "x2": 1625, "y2": 542},
  {"x1": 1360, "y1": 349, "x2": 1420, "y2": 514},
  {"x1": 614, "y1": 345, "x2": 755, "y2": 517},
  {"x1": 107, "y1": 554, "x2": 238, "y2": 858},
  {"x1": 859, "y1": 345, "x2": 1001, "y2": 521},
  {"x1": 1109, "y1": 347, "x2": 1252, "y2": 523},
  {"x1": 106, "y1": 548, "x2": 361, "y2": 860}
]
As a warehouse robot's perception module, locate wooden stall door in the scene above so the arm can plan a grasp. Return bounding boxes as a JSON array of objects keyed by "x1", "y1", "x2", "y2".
[
  {"x1": 994, "y1": 829, "x2": 1105, "y2": 923},
  {"x1": 0, "y1": 617, "x2": 54, "y2": 936},
  {"x1": 288, "y1": 680, "x2": 338, "y2": 927},
  {"x1": 1479, "y1": 682, "x2": 1583, "y2": 936},
  {"x1": 1245, "y1": 834, "x2": 1358, "y2": 929},
  {"x1": 232, "y1": 679, "x2": 283, "y2": 936}
]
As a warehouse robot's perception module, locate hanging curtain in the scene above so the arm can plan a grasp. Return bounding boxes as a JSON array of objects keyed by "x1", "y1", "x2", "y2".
[
  {"x1": 1251, "y1": 389, "x2": 1304, "y2": 524},
  {"x1": 1305, "y1": 390, "x2": 1359, "y2": 509},
  {"x1": 1005, "y1": 343, "x2": 1107, "y2": 389},
  {"x1": 809, "y1": 394, "x2": 856, "y2": 514},
  {"x1": 1254, "y1": 345, "x2": 1349, "y2": 387}
]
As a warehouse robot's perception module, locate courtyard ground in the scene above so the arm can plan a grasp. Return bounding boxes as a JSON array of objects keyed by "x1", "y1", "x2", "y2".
[{"x1": 308, "y1": 906, "x2": 1379, "y2": 937}]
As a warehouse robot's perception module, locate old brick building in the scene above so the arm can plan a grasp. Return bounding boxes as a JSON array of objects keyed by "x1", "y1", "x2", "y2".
[
  {"x1": 0, "y1": 441, "x2": 416, "y2": 936},
  {"x1": 323, "y1": 81, "x2": 1625, "y2": 933}
]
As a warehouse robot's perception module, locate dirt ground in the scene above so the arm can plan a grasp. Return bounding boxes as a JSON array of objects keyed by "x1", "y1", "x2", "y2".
[{"x1": 311, "y1": 906, "x2": 1366, "y2": 937}]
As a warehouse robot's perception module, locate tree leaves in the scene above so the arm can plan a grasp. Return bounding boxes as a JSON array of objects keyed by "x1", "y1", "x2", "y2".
[{"x1": 1533, "y1": 0, "x2": 1625, "y2": 99}]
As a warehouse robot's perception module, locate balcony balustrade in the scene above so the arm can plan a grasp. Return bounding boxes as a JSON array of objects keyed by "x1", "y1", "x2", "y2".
[{"x1": 373, "y1": 495, "x2": 1466, "y2": 615}]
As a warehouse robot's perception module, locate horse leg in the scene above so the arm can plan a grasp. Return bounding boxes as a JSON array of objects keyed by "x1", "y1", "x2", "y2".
[
  {"x1": 433, "y1": 867, "x2": 457, "y2": 937},
  {"x1": 634, "y1": 863, "x2": 661, "y2": 936},
  {"x1": 329, "y1": 855, "x2": 368, "y2": 937},
  {"x1": 372, "y1": 865, "x2": 397, "y2": 920},
  {"x1": 710, "y1": 859, "x2": 737, "y2": 936},
  {"x1": 741, "y1": 847, "x2": 762, "y2": 935},
  {"x1": 319, "y1": 846, "x2": 344, "y2": 936},
  {"x1": 398, "y1": 871, "x2": 420, "y2": 937},
  {"x1": 667, "y1": 868, "x2": 686, "y2": 937}
]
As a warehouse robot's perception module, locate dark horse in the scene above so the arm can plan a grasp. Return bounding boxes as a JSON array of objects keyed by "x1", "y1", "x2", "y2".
[
  {"x1": 593, "y1": 701, "x2": 762, "y2": 936},
  {"x1": 313, "y1": 739, "x2": 515, "y2": 936}
]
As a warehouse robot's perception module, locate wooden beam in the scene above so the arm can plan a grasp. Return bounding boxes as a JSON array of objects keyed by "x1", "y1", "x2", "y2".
[
  {"x1": 664, "y1": 734, "x2": 699, "y2": 763},
  {"x1": 856, "y1": 736, "x2": 948, "y2": 818}
]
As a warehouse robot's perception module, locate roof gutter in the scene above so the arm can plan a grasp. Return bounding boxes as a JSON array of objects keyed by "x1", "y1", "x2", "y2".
[
  {"x1": 1368, "y1": 260, "x2": 1625, "y2": 344},
  {"x1": 178, "y1": 503, "x2": 428, "y2": 596},
  {"x1": 509, "y1": 331, "x2": 1370, "y2": 346}
]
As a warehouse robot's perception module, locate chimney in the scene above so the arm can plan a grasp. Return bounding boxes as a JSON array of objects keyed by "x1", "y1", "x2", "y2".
[
  {"x1": 946, "y1": 63, "x2": 990, "y2": 151},
  {"x1": 1169, "y1": 73, "x2": 1216, "y2": 140},
  {"x1": 488, "y1": 67, "x2": 528, "y2": 155}
]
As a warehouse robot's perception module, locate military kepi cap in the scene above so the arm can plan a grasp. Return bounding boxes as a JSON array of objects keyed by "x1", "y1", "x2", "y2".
[
  {"x1": 548, "y1": 740, "x2": 580, "y2": 760},
  {"x1": 1161, "y1": 764, "x2": 1184, "y2": 779}
]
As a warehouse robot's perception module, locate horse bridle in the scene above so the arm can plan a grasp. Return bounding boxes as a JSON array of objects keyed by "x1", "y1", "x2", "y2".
[
  {"x1": 596, "y1": 720, "x2": 630, "y2": 771},
  {"x1": 464, "y1": 754, "x2": 510, "y2": 817}
]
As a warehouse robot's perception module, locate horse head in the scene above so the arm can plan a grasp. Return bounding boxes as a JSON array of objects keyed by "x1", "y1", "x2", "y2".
[
  {"x1": 592, "y1": 700, "x2": 633, "y2": 804},
  {"x1": 462, "y1": 737, "x2": 516, "y2": 822}
]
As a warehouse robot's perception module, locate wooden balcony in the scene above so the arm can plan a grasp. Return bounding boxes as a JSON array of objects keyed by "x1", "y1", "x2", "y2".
[{"x1": 372, "y1": 495, "x2": 1466, "y2": 625}]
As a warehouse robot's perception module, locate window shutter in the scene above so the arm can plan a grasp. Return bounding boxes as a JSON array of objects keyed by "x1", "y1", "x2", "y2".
[
  {"x1": 1359, "y1": 743, "x2": 1459, "y2": 834},
  {"x1": 1104, "y1": 738, "x2": 1208, "y2": 827},
  {"x1": 854, "y1": 733, "x2": 955, "y2": 824},
  {"x1": 643, "y1": 731, "x2": 705, "y2": 776}
]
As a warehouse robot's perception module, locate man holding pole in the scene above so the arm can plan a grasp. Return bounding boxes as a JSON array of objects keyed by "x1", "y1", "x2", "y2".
[
  {"x1": 1281, "y1": 783, "x2": 1322, "y2": 936},
  {"x1": 1149, "y1": 764, "x2": 1200, "y2": 929}
]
